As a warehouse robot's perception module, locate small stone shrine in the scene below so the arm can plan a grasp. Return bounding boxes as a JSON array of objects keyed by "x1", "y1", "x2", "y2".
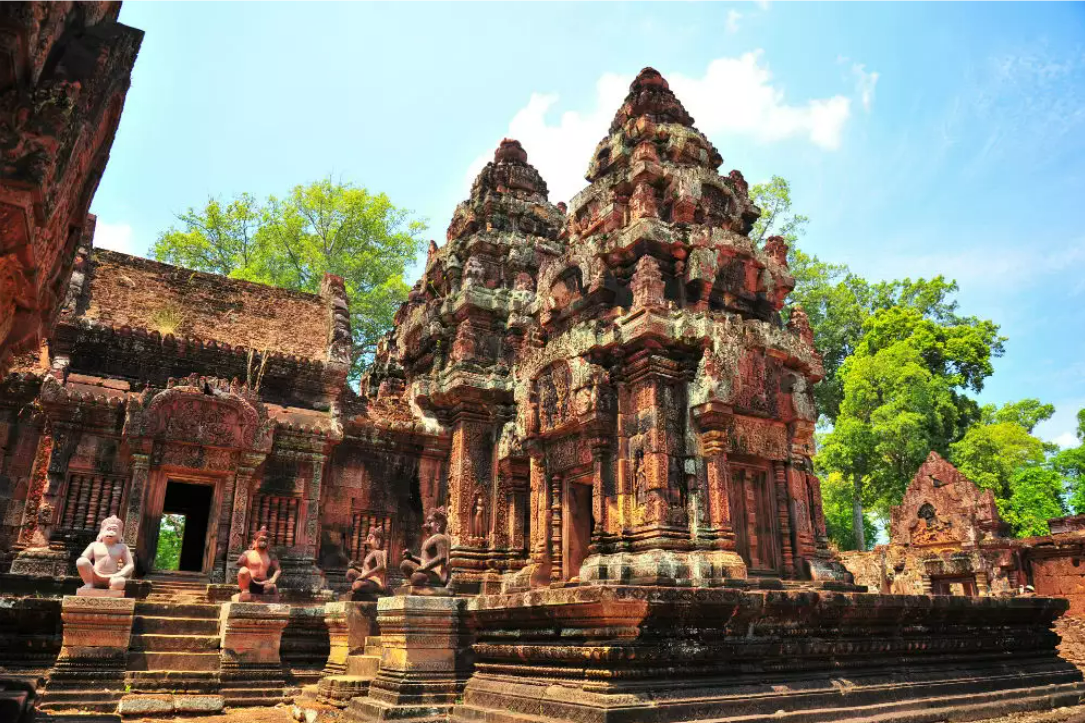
[{"x1": 0, "y1": 2, "x2": 1083, "y2": 718}]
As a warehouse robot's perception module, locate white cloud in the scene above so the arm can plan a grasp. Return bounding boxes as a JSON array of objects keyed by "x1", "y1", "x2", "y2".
[
  {"x1": 857, "y1": 237, "x2": 1085, "y2": 295},
  {"x1": 851, "y1": 63, "x2": 879, "y2": 112},
  {"x1": 93, "y1": 221, "x2": 135, "y2": 255},
  {"x1": 726, "y1": 10, "x2": 742, "y2": 34},
  {"x1": 1053, "y1": 432, "x2": 1079, "y2": 449},
  {"x1": 754, "y1": 0, "x2": 770, "y2": 9},
  {"x1": 466, "y1": 53, "x2": 855, "y2": 204},
  {"x1": 1036, "y1": 397, "x2": 1085, "y2": 449}
]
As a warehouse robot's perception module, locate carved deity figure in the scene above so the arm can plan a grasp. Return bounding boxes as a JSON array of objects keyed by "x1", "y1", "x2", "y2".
[
  {"x1": 76, "y1": 515, "x2": 135, "y2": 592},
  {"x1": 471, "y1": 494, "x2": 486, "y2": 539},
  {"x1": 400, "y1": 508, "x2": 450, "y2": 588},
  {"x1": 346, "y1": 528, "x2": 388, "y2": 599},
  {"x1": 237, "y1": 526, "x2": 281, "y2": 599}
]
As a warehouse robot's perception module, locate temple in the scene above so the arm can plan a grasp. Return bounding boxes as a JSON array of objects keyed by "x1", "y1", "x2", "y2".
[{"x1": 1, "y1": 4, "x2": 1084, "y2": 719}]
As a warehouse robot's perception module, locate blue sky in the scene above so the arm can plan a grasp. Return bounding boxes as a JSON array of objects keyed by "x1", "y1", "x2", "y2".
[{"x1": 92, "y1": 2, "x2": 1085, "y2": 446}]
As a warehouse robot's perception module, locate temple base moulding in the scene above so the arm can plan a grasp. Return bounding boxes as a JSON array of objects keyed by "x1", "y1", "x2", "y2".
[{"x1": 453, "y1": 584, "x2": 1085, "y2": 723}]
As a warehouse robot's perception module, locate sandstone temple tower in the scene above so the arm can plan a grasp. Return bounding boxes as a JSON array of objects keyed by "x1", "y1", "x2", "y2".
[{"x1": 368, "y1": 68, "x2": 839, "y2": 593}]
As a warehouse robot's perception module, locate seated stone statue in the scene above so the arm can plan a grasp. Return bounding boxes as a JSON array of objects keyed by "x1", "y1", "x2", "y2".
[
  {"x1": 346, "y1": 528, "x2": 389, "y2": 599},
  {"x1": 76, "y1": 515, "x2": 135, "y2": 594},
  {"x1": 400, "y1": 507, "x2": 450, "y2": 589},
  {"x1": 236, "y1": 526, "x2": 281, "y2": 600}
]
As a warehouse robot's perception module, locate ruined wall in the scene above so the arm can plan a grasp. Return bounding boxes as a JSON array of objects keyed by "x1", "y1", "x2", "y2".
[
  {"x1": 1033, "y1": 555, "x2": 1085, "y2": 617},
  {"x1": 0, "y1": 4, "x2": 142, "y2": 375}
]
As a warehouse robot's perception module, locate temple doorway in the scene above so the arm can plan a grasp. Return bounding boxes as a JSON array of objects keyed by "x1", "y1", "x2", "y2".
[
  {"x1": 160, "y1": 480, "x2": 214, "y2": 573},
  {"x1": 730, "y1": 463, "x2": 782, "y2": 576},
  {"x1": 930, "y1": 575, "x2": 978, "y2": 596},
  {"x1": 563, "y1": 480, "x2": 593, "y2": 581}
]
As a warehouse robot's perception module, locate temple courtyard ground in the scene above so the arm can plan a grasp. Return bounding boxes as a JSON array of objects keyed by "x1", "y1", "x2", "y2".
[{"x1": 29, "y1": 702, "x2": 1085, "y2": 723}]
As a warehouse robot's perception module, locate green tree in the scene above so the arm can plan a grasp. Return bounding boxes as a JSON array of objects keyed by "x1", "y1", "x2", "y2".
[
  {"x1": 1055, "y1": 408, "x2": 1085, "y2": 514},
  {"x1": 154, "y1": 513, "x2": 185, "y2": 571},
  {"x1": 749, "y1": 175, "x2": 809, "y2": 245},
  {"x1": 821, "y1": 470, "x2": 877, "y2": 551},
  {"x1": 980, "y1": 398, "x2": 1056, "y2": 433},
  {"x1": 818, "y1": 342, "x2": 962, "y2": 550},
  {"x1": 153, "y1": 194, "x2": 264, "y2": 276},
  {"x1": 947, "y1": 398, "x2": 1063, "y2": 536},
  {"x1": 749, "y1": 177, "x2": 1001, "y2": 424},
  {"x1": 1000, "y1": 466, "x2": 1066, "y2": 537},
  {"x1": 153, "y1": 179, "x2": 426, "y2": 377}
]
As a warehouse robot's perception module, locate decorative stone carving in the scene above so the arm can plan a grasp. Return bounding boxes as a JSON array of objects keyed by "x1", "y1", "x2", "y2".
[
  {"x1": 346, "y1": 527, "x2": 389, "y2": 600},
  {"x1": 399, "y1": 507, "x2": 451, "y2": 593},
  {"x1": 75, "y1": 515, "x2": 134, "y2": 596},
  {"x1": 236, "y1": 526, "x2": 282, "y2": 602}
]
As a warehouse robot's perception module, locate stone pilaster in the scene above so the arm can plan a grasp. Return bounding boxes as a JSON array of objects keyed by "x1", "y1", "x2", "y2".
[
  {"x1": 123, "y1": 452, "x2": 150, "y2": 553},
  {"x1": 227, "y1": 464, "x2": 258, "y2": 560},
  {"x1": 344, "y1": 594, "x2": 472, "y2": 723}
]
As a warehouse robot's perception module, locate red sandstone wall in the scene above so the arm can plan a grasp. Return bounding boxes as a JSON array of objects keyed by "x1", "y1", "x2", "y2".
[
  {"x1": 1032, "y1": 556, "x2": 1085, "y2": 617},
  {"x1": 320, "y1": 445, "x2": 426, "y2": 579}
]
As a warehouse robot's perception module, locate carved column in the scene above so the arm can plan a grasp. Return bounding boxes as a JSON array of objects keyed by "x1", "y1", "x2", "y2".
[
  {"x1": 16, "y1": 428, "x2": 55, "y2": 548},
  {"x1": 590, "y1": 439, "x2": 609, "y2": 545},
  {"x1": 303, "y1": 455, "x2": 325, "y2": 560},
  {"x1": 702, "y1": 432, "x2": 734, "y2": 549},
  {"x1": 123, "y1": 453, "x2": 150, "y2": 552},
  {"x1": 549, "y1": 474, "x2": 562, "y2": 583},
  {"x1": 529, "y1": 452, "x2": 548, "y2": 568},
  {"x1": 227, "y1": 464, "x2": 258, "y2": 559},
  {"x1": 773, "y1": 461, "x2": 794, "y2": 575}
]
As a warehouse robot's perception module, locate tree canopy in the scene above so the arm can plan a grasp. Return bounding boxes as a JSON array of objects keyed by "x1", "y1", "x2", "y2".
[
  {"x1": 748, "y1": 176, "x2": 1072, "y2": 550},
  {"x1": 153, "y1": 179, "x2": 426, "y2": 378}
]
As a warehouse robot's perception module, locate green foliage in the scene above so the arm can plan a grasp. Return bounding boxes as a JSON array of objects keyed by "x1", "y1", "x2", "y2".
[
  {"x1": 749, "y1": 176, "x2": 809, "y2": 245},
  {"x1": 821, "y1": 471, "x2": 877, "y2": 551},
  {"x1": 1055, "y1": 408, "x2": 1085, "y2": 514},
  {"x1": 1000, "y1": 466, "x2": 1066, "y2": 537},
  {"x1": 819, "y1": 341, "x2": 964, "y2": 546},
  {"x1": 154, "y1": 513, "x2": 185, "y2": 571},
  {"x1": 979, "y1": 398, "x2": 1056, "y2": 433},
  {"x1": 152, "y1": 194, "x2": 263, "y2": 276},
  {"x1": 152, "y1": 179, "x2": 426, "y2": 378},
  {"x1": 950, "y1": 417, "x2": 1049, "y2": 501}
]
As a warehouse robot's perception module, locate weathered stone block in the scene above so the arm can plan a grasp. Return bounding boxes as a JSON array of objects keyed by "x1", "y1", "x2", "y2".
[
  {"x1": 58, "y1": 594, "x2": 135, "y2": 658},
  {"x1": 219, "y1": 601, "x2": 290, "y2": 666},
  {"x1": 344, "y1": 595, "x2": 472, "y2": 722}
]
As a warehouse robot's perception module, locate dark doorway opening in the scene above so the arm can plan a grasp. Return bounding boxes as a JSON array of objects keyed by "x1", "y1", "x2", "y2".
[
  {"x1": 564, "y1": 481, "x2": 593, "y2": 581},
  {"x1": 163, "y1": 481, "x2": 214, "y2": 573}
]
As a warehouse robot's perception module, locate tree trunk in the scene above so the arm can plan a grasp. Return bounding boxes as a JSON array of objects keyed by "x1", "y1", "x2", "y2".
[{"x1": 852, "y1": 477, "x2": 866, "y2": 551}]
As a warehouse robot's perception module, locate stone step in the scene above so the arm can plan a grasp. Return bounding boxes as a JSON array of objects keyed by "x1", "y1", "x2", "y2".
[
  {"x1": 222, "y1": 688, "x2": 289, "y2": 708},
  {"x1": 134, "y1": 615, "x2": 219, "y2": 635},
  {"x1": 127, "y1": 670, "x2": 219, "y2": 692},
  {"x1": 135, "y1": 600, "x2": 220, "y2": 618},
  {"x1": 131, "y1": 633, "x2": 220, "y2": 652},
  {"x1": 127, "y1": 650, "x2": 221, "y2": 672}
]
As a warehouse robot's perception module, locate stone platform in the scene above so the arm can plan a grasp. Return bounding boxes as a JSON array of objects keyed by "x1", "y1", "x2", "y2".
[
  {"x1": 345, "y1": 595, "x2": 472, "y2": 723},
  {"x1": 317, "y1": 600, "x2": 383, "y2": 707},
  {"x1": 452, "y1": 585, "x2": 1085, "y2": 723}
]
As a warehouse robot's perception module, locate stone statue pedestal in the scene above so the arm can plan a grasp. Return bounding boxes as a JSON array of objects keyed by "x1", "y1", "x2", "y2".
[
  {"x1": 344, "y1": 595, "x2": 472, "y2": 722},
  {"x1": 317, "y1": 600, "x2": 384, "y2": 707},
  {"x1": 75, "y1": 586, "x2": 125, "y2": 598},
  {"x1": 39, "y1": 595, "x2": 135, "y2": 713},
  {"x1": 232, "y1": 589, "x2": 280, "y2": 603},
  {"x1": 218, "y1": 601, "x2": 291, "y2": 707},
  {"x1": 394, "y1": 584, "x2": 453, "y2": 597}
]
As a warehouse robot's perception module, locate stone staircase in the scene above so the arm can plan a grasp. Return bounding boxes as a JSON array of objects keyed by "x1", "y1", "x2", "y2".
[{"x1": 120, "y1": 577, "x2": 225, "y2": 714}]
